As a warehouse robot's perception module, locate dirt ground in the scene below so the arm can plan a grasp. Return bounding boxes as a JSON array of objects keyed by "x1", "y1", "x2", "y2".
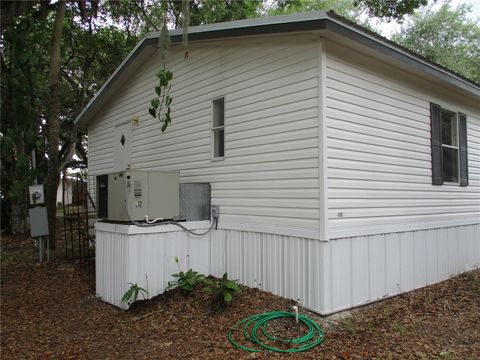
[{"x1": 1, "y1": 232, "x2": 479, "y2": 359}]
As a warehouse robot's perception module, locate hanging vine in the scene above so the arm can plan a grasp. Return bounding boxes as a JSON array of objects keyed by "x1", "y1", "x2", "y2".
[
  {"x1": 149, "y1": 18, "x2": 173, "y2": 132},
  {"x1": 148, "y1": 0, "x2": 189, "y2": 133}
]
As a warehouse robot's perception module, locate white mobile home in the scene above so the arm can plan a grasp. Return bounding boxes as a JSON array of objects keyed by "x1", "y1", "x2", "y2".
[{"x1": 75, "y1": 11, "x2": 480, "y2": 314}]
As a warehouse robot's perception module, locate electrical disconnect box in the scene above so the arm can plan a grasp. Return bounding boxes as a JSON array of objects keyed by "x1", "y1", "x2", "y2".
[{"x1": 96, "y1": 171, "x2": 179, "y2": 222}]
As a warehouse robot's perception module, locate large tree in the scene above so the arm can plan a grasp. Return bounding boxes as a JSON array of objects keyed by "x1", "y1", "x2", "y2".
[
  {"x1": 392, "y1": 2, "x2": 480, "y2": 84},
  {"x1": 267, "y1": 0, "x2": 428, "y2": 20},
  {"x1": 354, "y1": 0, "x2": 428, "y2": 19},
  {"x1": 0, "y1": 0, "x2": 268, "y2": 243},
  {"x1": 268, "y1": 0, "x2": 360, "y2": 17},
  {"x1": 44, "y1": 0, "x2": 66, "y2": 247},
  {"x1": 0, "y1": 1, "x2": 140, "y2": 240},
  {"x1": 1, "y1": 1, "x2": 52, "y2": 234}
]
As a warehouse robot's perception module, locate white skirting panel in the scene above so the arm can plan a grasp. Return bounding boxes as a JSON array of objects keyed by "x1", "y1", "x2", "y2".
[
  {"x1": 221, "y1": 230, "x2": 324, "y2": 312},
  {"x1": 95, "y1": 224, "x2": 324, "y2": 311},
  {"x1": 95, "y1": 223, "x2": 479, "y2": 314},
  {"x1": 95, "y1": 231, "x2": 129, "y2": 308},
  {"x1": 323, "y1": 224, "x2": 480, "y2": 314}
]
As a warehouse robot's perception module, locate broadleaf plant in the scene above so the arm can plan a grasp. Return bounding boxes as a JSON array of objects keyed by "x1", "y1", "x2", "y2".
[
  {"x1": 203, "y1": 272, "x2": 241, "y2": 307},
  {"x1": 148, "y1": 19, "x2": 174, "y2": 132},
  {"x1": 121, "y1": 282, "x2": 149, "y2": 306},
  {"x1": 149, "y1": 68, "x2": 173, "y2": 132},
  {"x1": 166, "y1": 256, "x2": 205, "y2": 294}
]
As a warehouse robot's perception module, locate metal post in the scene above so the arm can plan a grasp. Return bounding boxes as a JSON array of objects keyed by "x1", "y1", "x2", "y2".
[
  {"x1": 38, "y1": 237, "x2": 44, "y2": 262},
  {"x1": 47, "y1": 236, "x2": 50, "y2": 261},
  {"x1": 31, "y1": 149, "x2": 38, "y2": 185}
]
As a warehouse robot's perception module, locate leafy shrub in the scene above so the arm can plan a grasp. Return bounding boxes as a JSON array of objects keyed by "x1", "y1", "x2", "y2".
[
  {"x1": 121, "y1": 283, "x2": 149, "y2": 306},
  {"x1": 203, "y1": 272, "x2": 241, "y2": 307},
  {"x1": 166, "y1": 257, "x2": 205, "y2": 294}
]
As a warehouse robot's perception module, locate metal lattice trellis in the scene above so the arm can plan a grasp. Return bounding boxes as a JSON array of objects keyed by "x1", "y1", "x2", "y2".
[{"x1": 62, "y1": 173, "x2": 96, "y2": 274}]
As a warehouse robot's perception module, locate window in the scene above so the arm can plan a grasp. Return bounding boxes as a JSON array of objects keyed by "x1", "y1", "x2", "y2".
[
  {"x1": 212, "y1": 98, "x2": 225, "y2": 159},
  {"x1": 441, "y1": 109, "x2": 458, "y2": 182},
  {"x1": 430, "y1": 103, "x2": 468, "y2": 186}
]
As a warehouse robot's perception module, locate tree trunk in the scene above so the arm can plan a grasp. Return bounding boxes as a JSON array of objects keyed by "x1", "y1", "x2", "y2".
[
  {"x1": 45, "y1": 0, "x2": 66, "y2": 249},
  {"x1": 10, "y1": 201, "x2": 28, "y2": 235}
]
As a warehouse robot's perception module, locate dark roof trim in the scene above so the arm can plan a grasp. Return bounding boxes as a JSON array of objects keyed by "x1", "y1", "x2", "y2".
[
  {"x1": 167, "y1": 11, "x2": 328, "y2": 43},
  {"x1": 324, "y1": 12, "x2": 479, "y2": 94},
  {"x1": 75, "y1": 11, "x2": 479, "y2": 127}
]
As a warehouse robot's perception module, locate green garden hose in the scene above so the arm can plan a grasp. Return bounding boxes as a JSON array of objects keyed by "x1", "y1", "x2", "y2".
[{"x1": 227, "y1": 310, "x2": 325, "y2": 353}]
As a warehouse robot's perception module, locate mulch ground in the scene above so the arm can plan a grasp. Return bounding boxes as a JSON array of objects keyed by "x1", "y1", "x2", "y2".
[{"x1": 1, "y1": 231, "x2": 479, "y2": 359}]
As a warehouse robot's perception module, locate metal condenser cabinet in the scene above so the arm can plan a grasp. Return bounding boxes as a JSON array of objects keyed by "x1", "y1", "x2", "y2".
[{"x1": 102, "y1": 171, "x2": 179, "y2": 222}]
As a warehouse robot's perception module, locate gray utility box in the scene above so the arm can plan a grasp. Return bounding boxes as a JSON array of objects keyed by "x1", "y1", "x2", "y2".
[
  {"x1": 29, "y1": 207, "x2": 49, "y2": 237},
  {"x1": 98, "y1": 171, "x2": 179, "y2": 222},
  {"x1": 179, "y1": 183, "x2": 211, "y2": 221}
]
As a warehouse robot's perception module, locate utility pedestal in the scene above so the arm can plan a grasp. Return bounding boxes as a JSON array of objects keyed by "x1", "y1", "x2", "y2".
[{"x1": 28, "y1": 185, "x2": 49, "y2": 262}]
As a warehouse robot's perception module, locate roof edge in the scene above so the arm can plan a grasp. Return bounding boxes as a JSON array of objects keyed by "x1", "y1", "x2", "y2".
[
  {"x1": 324, "y1": 12, "x2": 479, "y2": 95},
  {"x1": 75, "y1": 33, "x2": 158, "y2": 127},
  {"x1": 75, "y1": 11, "x2": 479, "y2": 128}
]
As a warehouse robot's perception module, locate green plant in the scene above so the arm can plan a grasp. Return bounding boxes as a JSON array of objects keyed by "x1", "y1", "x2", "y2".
[
  {"x1": 121, "y1": 283, "x2": 149, "y2": 305},
  {"x1": 338, "y1": 315, "x2": 359, "y2": 335},
  {"x1": 148, "y1": 68, "x2": 173, "y2": 132},
  {"x1": 166, "y1": 257, "x2": 205, "y2": 294},
  {"x1": 392, "y1": 321, "x2": 407, "y2": 337},
  {"x1": 439, "y1": 350, "x2": 455, "y2": 359},
  {"x1": 203, "y1": 272, "x2": 241, "y2": 306}
]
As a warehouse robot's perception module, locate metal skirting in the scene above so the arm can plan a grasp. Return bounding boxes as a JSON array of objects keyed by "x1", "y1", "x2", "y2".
[
  {"x1": 323, "y1": 223, "x2": 480, "y2": 314},
  {"x1": 95, "y1": 223, "x2": 480, "y2": 313}
]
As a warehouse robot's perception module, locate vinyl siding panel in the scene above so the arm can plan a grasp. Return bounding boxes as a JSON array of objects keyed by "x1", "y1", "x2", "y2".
[
  {"x1": 325, "y1": 42, "x2": 480, "y2": 239},
  {"x1": 88, "y1": 35, "x2": 321, "y2": 237}
]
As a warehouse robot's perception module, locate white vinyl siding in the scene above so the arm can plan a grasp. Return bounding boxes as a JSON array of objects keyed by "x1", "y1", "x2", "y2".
[
  {"x1": 325, "y1": 42, "x2": 480, "y2": 239},
  {"x1": 88, "y1": 35, "x2": 321, "y2": 236}
]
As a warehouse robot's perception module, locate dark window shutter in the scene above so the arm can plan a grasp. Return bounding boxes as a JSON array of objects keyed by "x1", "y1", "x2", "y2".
[
  {"x1": 430, "y1": 103, "x2": 443, "y2": 185},
  {"x1": 458, "y1": 112, "x2": 468, "y2": 187}
]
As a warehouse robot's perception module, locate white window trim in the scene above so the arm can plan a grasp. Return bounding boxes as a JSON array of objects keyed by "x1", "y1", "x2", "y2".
[{"x1": 211, "y1": 96, "x2": 225, "y2": 161}]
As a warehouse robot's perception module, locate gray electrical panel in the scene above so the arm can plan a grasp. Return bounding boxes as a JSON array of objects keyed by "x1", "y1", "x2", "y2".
[
  {"x1": 97, "y1": 171, "x2": 179, "y2": 222},
  {"x1": 29, "y1": 207, "x2": 49, "y2": 237}
]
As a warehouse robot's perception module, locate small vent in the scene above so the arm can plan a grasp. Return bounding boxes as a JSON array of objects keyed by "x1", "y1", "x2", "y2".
[
  {"x1": 120, "y1": 134, "x2": 126, "y2": 147},
  {"x1": 134, "y1": 180, "x2": 142, "y2": 197}
]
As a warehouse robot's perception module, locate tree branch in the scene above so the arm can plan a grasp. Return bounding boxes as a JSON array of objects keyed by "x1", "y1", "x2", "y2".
[{"x1": 134, "y1": 1, "x2": 160, "y2": 31}]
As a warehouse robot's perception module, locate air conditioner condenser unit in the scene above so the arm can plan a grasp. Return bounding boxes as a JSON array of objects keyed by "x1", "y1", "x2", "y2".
[{"x1": 96, "y1": 171, "x2": 179, "y2": 222}]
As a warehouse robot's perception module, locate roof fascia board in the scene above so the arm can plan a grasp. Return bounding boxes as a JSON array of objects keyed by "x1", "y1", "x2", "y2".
[
  {"x1": 75, "y1": 13, "x2": 330, "y2": 127},
  {"x1": 75, "y1": 11, "x2": 479, "y2": 127},
  {"x1": 324, "y1": 17, "x2": 480, "y2": 98},
  {"x1": 168, "y1": 13, "x2": 327, "y2": 43}
]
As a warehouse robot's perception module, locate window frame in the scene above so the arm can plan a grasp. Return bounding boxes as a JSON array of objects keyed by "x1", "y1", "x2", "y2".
[
  {"x1": 211, "y1": 97, "x2": 225, "y2": 161},
  {"x1": 440, "y1": 109, "x2": 459, "y2": 184},
  {"x1": 430, "y1": 102, "x2": 468, "y2": 187}
]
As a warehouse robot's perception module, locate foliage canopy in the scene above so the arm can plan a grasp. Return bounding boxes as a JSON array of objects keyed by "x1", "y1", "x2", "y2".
[{"x1": 392, "y1": 2, "x2": 480, "y2": 84}]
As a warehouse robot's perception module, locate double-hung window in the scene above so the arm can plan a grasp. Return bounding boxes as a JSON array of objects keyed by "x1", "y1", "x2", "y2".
[
  {"x1": 430, "y1": 103, "x2": 468, "y2": 186},
  {"x1": 212, "y1": 97, "x2": 225, "y2": 159},
  {"x1": 441, "y1": 109, "x2": 459, "y2": 182}
]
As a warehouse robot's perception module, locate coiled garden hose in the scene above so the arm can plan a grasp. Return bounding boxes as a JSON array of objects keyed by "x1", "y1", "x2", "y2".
[{"x1": 227, "y1": 310, "x2": 325, "y2": 353}]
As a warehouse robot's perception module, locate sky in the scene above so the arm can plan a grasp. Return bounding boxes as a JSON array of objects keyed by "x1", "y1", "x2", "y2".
[{"x1": 376, "y1": 0, "x2": 480, "y2": 37}]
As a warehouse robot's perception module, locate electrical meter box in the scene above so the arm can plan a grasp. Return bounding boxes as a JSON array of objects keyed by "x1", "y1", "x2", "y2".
[
  {"x1": 96, "y1": 171, "x2": 179, "y2": 222},
  {"x1": 29, "y1": 185, "x2": 45, "y2": 206}
]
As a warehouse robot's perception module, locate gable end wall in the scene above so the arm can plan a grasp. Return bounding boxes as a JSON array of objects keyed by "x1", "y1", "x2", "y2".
[{"x1": 88, "y1": 35, "x2": 322, "y2": 239}]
